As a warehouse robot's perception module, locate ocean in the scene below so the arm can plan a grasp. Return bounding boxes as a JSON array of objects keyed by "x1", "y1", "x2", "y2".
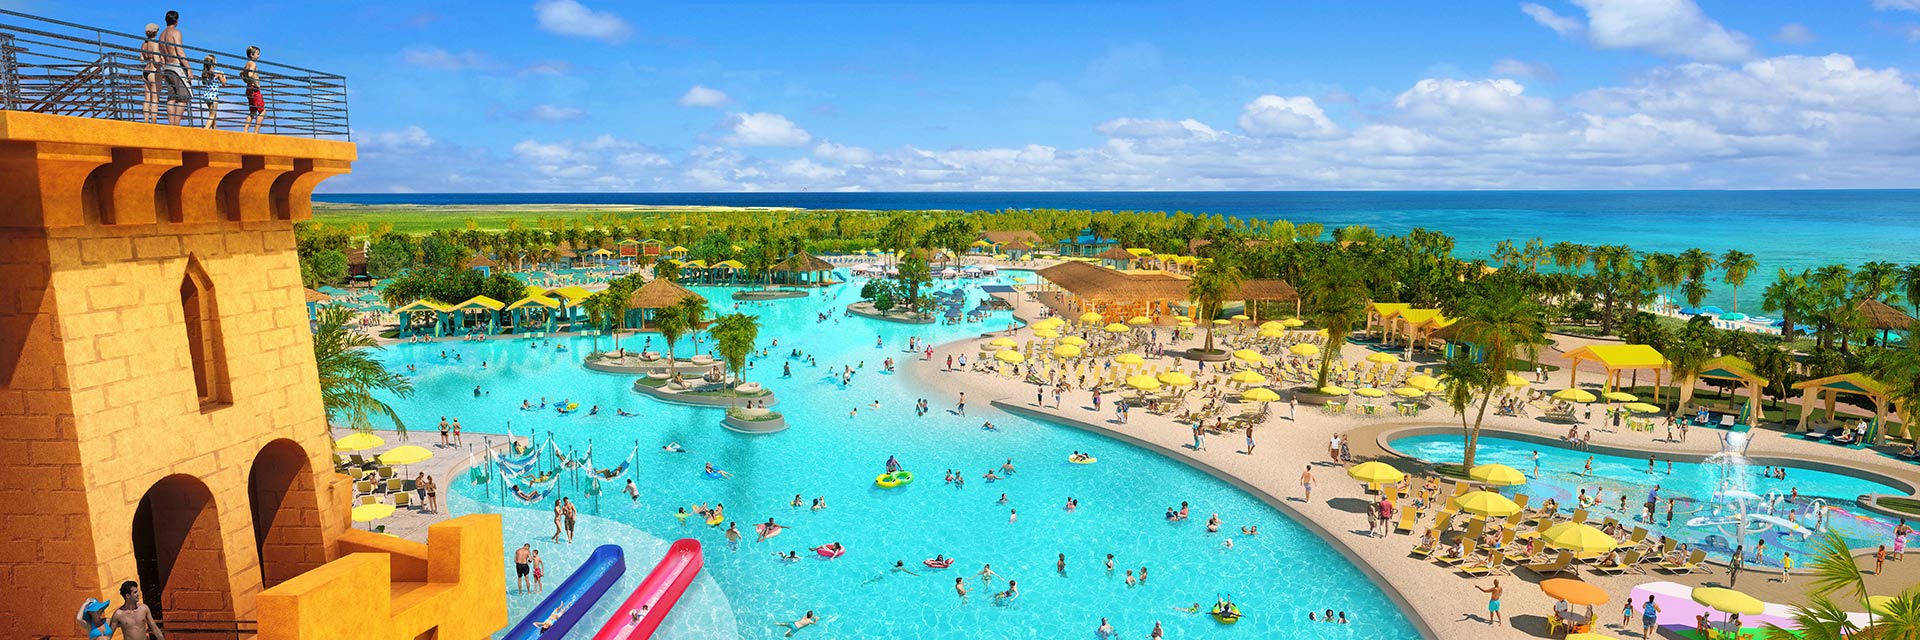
[{"x1": 314, "y1": 190, "x2": 1920, "y2": 311}]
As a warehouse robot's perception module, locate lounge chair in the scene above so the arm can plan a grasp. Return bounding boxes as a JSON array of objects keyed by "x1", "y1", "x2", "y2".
[
  {"x1": 1569, "y1": 509, "x2": 1588, "y2": 524},
  {"x1": 392, "y1": 492, "x2": 414, "y2": 509},
  {"x1": 1461, "y1": 549, "x2": 1506, "y2": 576},
  {"x1": 1395, "y1": 507, "x2": 1420, "y2": 534},
  {"x1": 1459, "y1": 517, "x2": 1488, "y2": 542},
  {"x1": 1523, "y1": 550, "x2": 1574, "y2": 576},
  {"x1": 1656, "y1": 549, "x2": 1707, "y2": 574},
  {"x1": 1624, "y1": 527, "x2": 1649, "y2": 549},
  {"x1": 357, "y1": 495, "x2": 383, "y2": 506},
  {"x1": 1591, "y1": 550, "x2": 1642, "y2": 575},
  {"x1": 1411, "y1": 536, "x2": 1438, "y2": 558},
  {"x1": 1718, "y1": 414, "x2": 1735, "y2": 429},
  {"x1": 353, "y1": 480, "x2": 375, "y2": 495},
  {"x1": 1436, "y1": 541, "x2": 1479, "y2": 566}
]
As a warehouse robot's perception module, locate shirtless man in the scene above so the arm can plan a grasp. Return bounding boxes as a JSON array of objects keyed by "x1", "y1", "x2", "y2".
[
  {"x1": 111, "y1": 580, "x2": 165, "y2": 640},
  {"x1": 777, "y1": 610, "x2": 817, "y2": 637},
  {"x1": 1475, "y1": 579, "x2": 1505, "y2": 626},
  {"x1": 140, "y1": 24, "x2": 163, "y2": 123},
  {"x1": 155, "y1": 11, "x2": 189, "y2": 125},
  {"x1": 514, "y1": 544, "x2": 533, "y2": 594}
]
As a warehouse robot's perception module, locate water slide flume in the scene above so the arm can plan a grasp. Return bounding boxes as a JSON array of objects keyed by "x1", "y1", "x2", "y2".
[
  {"x1": 500, "y1": 544, "x2": 627, "y2": 640},
  {"x1": 594, "y1": 539, "x2": 706, "y2": 640}
]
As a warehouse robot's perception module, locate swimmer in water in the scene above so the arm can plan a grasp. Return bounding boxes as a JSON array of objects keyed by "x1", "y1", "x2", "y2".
[
  {"x1": 662, "y1": 442, "x2": 685, "y2": 453},
  {"x1": 775, "y1": 611, "x2": 817, "y2": 637}
]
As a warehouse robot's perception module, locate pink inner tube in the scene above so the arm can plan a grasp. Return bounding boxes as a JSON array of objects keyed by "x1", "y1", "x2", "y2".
[
  {"x1": 815, "y1": 546, "x2": 844, "y2": 558},
  {"x1": 923, "y1": 559, "x2": 953, "y2": 569}
]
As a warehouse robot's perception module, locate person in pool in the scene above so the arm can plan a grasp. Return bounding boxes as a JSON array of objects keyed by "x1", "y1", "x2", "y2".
[
  {"x1": 704, "y1": 463, "x2": 732, "y2": 479},
  {"x1": 587, "y1": 405, "x2": 599, "y2": 416},
  {"x1": 662, "y1": 442, "x2": 685, "y2": 453},
  {"x1": 1175, "y1": 602, "x2": 1201, "y2": 614},
  {"x1": 776, "y1": 611, "x2": 817, "y2": 637},
  {"x1": 617, "y1": 408, "x2": 636, "y2": 417},
  {"x1": 1241, "y1": 525, "x2": 1259, "y2": 535},
  {"x1": 992, "y1": 580, "x2": 1019, "y2": 602}
]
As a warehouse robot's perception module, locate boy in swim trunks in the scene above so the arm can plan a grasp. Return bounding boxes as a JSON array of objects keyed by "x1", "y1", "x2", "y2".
[{"x1": 1475, "y1": 579, "x2": 1503, "y2": 626}]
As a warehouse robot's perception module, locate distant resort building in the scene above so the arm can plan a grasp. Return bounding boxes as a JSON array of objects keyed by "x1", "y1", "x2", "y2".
[
  {"x1": 1034, "y1": 261, "x2": 1297, "y2": 322},
  {"x1": 1056, "y1": 229, "x2": 1120, "y2": 257}
]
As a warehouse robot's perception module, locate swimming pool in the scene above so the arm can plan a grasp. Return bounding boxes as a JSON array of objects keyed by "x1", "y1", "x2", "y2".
[
  {"x1": 380, "y1": 270, "x2": 1420, "y2": 638},
  {"x1": 1388, "y1": 432, "x2": 1913, "y2": 564}
]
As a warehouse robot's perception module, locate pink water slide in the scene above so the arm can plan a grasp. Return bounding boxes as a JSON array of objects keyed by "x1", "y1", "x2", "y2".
[{"x1": 592, "y1": 539, "x2": 705, "y2": 640}]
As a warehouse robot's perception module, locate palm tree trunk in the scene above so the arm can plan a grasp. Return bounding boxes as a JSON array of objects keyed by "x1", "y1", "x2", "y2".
[{"x1": 1465, "y1": 390, "x2": 1494, "y2": 470}]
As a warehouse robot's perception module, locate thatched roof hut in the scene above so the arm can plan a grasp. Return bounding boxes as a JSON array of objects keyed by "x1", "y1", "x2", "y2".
[
  {"x1": 1234, "y1": 279, "x2": 1299, "y2": 302},
  {"x1": 1854, "y1": 299, "x2": 1916, "y2": 330},
  {"x1": 981, "y1": 230, "x2": 1043, "y2": 245},
  {"x1": 771, "y1": 251, "x2": 835, "y2": 273},
  {"x1": 1036, "y1": 262, "x2": 1190, "y2": 302},
  {"x1": 303, "y1": 288, "x2": 331, "y2": 303},
  {"x1": 627, "y1": 277, "x2": 706, "y2": 309},
  {"x1": 1094, "y1": 247, "x2": 1137, "y2": 262}
]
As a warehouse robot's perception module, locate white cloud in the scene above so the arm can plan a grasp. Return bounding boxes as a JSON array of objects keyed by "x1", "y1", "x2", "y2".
[
  {"x1": 1873, "y1": 0, "x2": 1920, "y2": 11},
  {"x1": 357, "y1": 125, "x2": 436, "y2": 151},
  {"x1": 813, "y1": 141, "x2": 875, "y2": 164},
  {"x1": 781, "y1": 158, "x2": 844, "y2": 181},
  {"x1": 1492, "y1": 58, "x2": 1558, "y2": 80},
  {"x1": 1773, "y1": 23, "x2": 1816, "y2": 44},
  {"x1": 1393, "y1": 78, "x2": 1555, "y2": 128},
  {"x1": 533, "y1": 0, "x2": 632, "y2": 43},
  {"x1": 401, "y1": 47, "x2": 489, "y2": 70},
  {"x1": 1524, "y1": 0, "x2": 1753, "y2": 62},
  {"x1": 1521, "y1": 3, "x2": 1584, "y2": 36},
  {"x1": 721, "y1": 112, "x2": 812, "y2": 147},
  {"x1": 677, "y1": 85, "x2": 731, "y2": 108},
  {"x1": 1236, "y1": 96, "x2": 1342, "y2": 139},
  {"x1": 524, "y1": 105, "x2": 585, "y2": 121},
  {"x1": 1096, "y1": 118, "x2": 1224, "y2": 141}
]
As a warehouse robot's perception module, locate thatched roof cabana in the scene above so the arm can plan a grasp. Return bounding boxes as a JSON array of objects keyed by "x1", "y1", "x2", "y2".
[
  {"x1": 303, "y1": 288, "x2": 331, "y2": 303},
  {"x1": 1036, "y1": 261, "x2": 1190, "y2": 302},
  {"x1": 771, "y1": 252, "x2": 834, "y2": 273},
  {"x1": 1095, "y1": 247, "x2": 1137, "y2": 261},
  {"x1": 981, "y1": 230, "x2": 1042, "y2": 245},
  {"x1": 627, "y1": 277, "x2": 706, "y2": 309},
  {"x1": 1854, "y1": 299, "x2": 1916, "y2": 330}
]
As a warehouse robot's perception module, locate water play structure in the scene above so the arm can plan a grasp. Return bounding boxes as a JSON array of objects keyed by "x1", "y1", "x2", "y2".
[
  {"x1": 501, "y1": 544, "x2": 627, "y2": 640},
  {"x1": 593, "y1": 539, "x2": 706, "y2": 640}
]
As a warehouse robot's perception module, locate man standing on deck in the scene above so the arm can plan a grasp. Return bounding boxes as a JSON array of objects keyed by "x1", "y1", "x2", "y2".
[
  {"x1": 514, "y1": 544, "x2": 532, "y2": 594},
  {"x1": 1475, "y1": 579, "x2": 1504, "y2": 626},
  {"x1": 155, "y1": 11, "x2": 189, "y2": 126}
]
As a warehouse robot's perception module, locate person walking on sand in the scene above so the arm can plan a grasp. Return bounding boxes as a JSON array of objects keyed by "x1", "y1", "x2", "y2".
[
  {"x1": 1300, "y1": 465, "x2": 1315, "y2": 502},
  {"x1": 957, "y1": 392, "x2": 966, "y2": 416},
  {"x1": 1475, "y1": 579, "x2": 1504, "y2": 626},
  {"x1": 1640, "y1": 595, "x2": 1661, "y2": 638},
  {"x1": 1244, "y1": 423, "x2": 1256, "y2": 455},
  {"x1": 1191, "y1": 421, "x2": 1206, "y2": 451}
]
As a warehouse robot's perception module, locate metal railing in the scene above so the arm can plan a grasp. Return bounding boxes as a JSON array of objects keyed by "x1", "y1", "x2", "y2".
[{"x1": 0, "y1": 8, "x2": 348, "y2": 139}]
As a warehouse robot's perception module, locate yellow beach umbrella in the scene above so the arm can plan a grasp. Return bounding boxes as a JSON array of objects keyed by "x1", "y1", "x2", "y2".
[
  {"x1": 1691, "y1": 587, "x2": 1764, "y2": 615},
  {"x1": 1157, "y1": 371, "x2": 1195, "y2": 387},
  {"x1": 1867, "y1": 595, "x2": 1896, "y2": 616},
  {"x1": 1061, "y1": 336, "x2": 1089, "y2": 346},
  {"x1": 1241, "y1": 388, "x2": 1281, "y2": 403},
  {"x1": 1229, "y1": 370, "x2": 1268, "y2": 385},
  {"x1": 1623, "y1": 402, "x2": 1660, "y2": 414},
  {"x1": 1454, "y1": 490, "x2": 1521, "y2": 517},
  {"x1": 1355, "y1": 388, "x2": 1387, "y2": 398},
  {"x1": 1258, "y1": 327, "x2": 1287, "y2": 338},
  {"x1": 1128, "y1": 316, "x2": 1152, "y2": 325},
  {"x1": 1366, "y1": 352, "x2": 1399, "y2": 364},
  {"x1": 989, "y1": 337, "x2": 1018, "y2": 348},
  {"x1": 334, "y1": 433, "x2": 386, "y2": 452},
  {"x1": 1211, "y1": 319, "x2": 1232, "y2": 326},
  {"x1": 1259, "y1": 320, "x2": 1285, "y2": 330},
  {"x1": 1505, "y1": 373, "x2": 1530, "y2": 387},
  {"x1": 995, "y1": 349, "x2": 1026, "y2": 364},
  {"x1": 1231, "y1": 314, "x2": 1249, "y2": 320},
  {"x1": 1079, "y1": 312, "x2": 1103, "y2": 323},
  {"x1": 352, "y1": 502, "x2": 396, "y2": 523},
  {"x1": 1177, "y1": 321, "x2": 1196, "y2": 328},
  {"x1": 1052, "y1": 344, "x2": 1082, "y2": 358},
  {"x1": 1601, "y1": 391, "x2": 1637, "y2": 402},
  {"x1": 1281, "y1": 318, "x2": 1305, "y2": 327},
  {"x1": 1319, "y1": 386, "x2": 1350, "y2": 396},
  {"x1": 1126, "y1": 375, "x2": 1162, "y2": 391},
  {"x1": 1347, "y1": 461, "x2": 1406, "y2": 485},
  {"x1": 377, "y1": 445, "x2": 434, "y2": 466},
  {"x1": 1469, "y1": 463, "x2": 1527, "y2": 486},
  {"x1": 1552, "y1": 388, "x2": 1597, "y2": 403},
  {"x1": 1035, "y1": 317, "x2": 1065, "y2": 329},
  {"x1": 1232, "y1": 349, "x2": 1266, "y2": 363},
  {"x1": 1289, "y1": 343, "x2": 1319, "y2": 356},
  {"x1": 1113, "y1": 353, "x2": 1144, "y2": 365},
  {"x1": 1104, "y1": 323, "x2": 1132, "y2": 333},
  {"x1": 1542, "y1": 523, "x2": 1616, "y2": 556},
  {"x1": 1408, "y1": 374, "x2": 1441, "y2": 390},
  {"x1": 1033, "y1": 328, "x2": 1060, "y2": 339},
  {"x1": 1393, "y1": 387, "x2": 1426, "y2": 398}
]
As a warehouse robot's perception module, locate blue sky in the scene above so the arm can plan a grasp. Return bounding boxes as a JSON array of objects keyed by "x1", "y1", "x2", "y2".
[{"x1": 38, "y1": 0, "x2": 1920, "y2": 192}]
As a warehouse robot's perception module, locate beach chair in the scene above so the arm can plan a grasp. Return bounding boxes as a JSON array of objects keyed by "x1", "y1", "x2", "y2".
[
  {"x1": 1569, "y1": 509, "x2": 1588, "y2": 524},
  {"x1": 1410, "y1": 535, "x2": 1438, "y2": 558},
  {"x1": 385, "y1": 478, "x2": 407, "y2": 493},
  {"x1": 1523, "y1": 550, "x2": 1574, "y2": 577},
  {"x1": 392, "y1": 492, "x2": 414, "y2": 509},
  {"x1": 1656, "y1": 549, "x2": 1708, "y2": 574},
  {"x1": 354, "y1": 480, "x2": 375, "y2": 495},
  {"x1": 1625, "y1": 527, "x2": 1649, "y2": 549},
  {"x1": 1436, "y1": 540, "x2": 1479, "y2": 566},
  {"x1": 1396, "y1": 507, "x2": 1421, "y2": 534},
  {"x1": 357, "y1": 495, "x2": 383, "y2": 506},
  {"x1": 1460, "y1": 549, "x2": 1506, "y2": 576},
  {"x1": 1459, "y1": 517, "x2": 1488, "y2": 542},
  {"x1": 1718, "y1": 414, "x2": 1735, "y2": 429},
  {"x1": 1592, "y1": 549, "x2": 1642, "y2": 575},
  {"x1": 348, "y1": 453, "x2": 369, "y2": 467}
]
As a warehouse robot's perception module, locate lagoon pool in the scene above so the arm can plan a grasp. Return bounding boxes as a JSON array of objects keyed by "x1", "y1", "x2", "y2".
[
  {"x1": 378, "y1": 270, "x2": 1420, "y2": 639},
  {"x1": 1388, "y1": 433, "x2": 1913, "y2": 564}
]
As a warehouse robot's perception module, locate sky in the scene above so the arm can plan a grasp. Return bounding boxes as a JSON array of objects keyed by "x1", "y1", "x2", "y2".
[{"x1": 33, "y1": 0, "x2": 1920, "y2": 192}]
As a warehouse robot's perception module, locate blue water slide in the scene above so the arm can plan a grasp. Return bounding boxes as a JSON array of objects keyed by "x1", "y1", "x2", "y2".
[{"x1": 500, "y1": 544, "x2": 627, "y2": 640}]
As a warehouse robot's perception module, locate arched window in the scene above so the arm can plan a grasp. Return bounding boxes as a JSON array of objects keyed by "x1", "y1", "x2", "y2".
[{"x1": 180, "y1": 257, "x2": 228, "y2": 406}]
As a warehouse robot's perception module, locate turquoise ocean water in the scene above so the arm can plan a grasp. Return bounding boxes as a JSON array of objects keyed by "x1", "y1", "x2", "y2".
[{"x1": 319, "y1": 190, "x2": 1920, "y2": 311}]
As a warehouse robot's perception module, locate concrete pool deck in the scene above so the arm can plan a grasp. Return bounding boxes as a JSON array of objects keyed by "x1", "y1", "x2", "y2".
[{"x1": 906, "y1": 289, "x2": 1920, "y2": 640}]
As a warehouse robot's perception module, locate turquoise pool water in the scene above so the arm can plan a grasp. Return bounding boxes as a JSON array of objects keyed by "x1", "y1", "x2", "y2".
[
  {"x1": 1389, "y1": 433, "x2": 1914, "y2": 564},
  {"x1": 378, "y1": 271, "x2": 1419, "y2": 639}
]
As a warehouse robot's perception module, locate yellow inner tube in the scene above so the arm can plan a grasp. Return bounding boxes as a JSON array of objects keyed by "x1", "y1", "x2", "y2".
[
  {"x1": 1068, "y1": 455, "x2": 1098, "y2": 464},
  {"x1": 1212, "y1": 604, "x2": 1241, "y2": 624},
  {"x1": 705, "y1": 514, "x2": 723, "y2": 526},
  {"x1": 875, "y1": 473, "x2": 901, "y2": 488}
]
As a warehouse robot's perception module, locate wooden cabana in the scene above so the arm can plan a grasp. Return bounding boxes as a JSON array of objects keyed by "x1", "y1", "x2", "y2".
[
  {"x1": 1003, "y1": 241, "x2": 1034, "y2": 259},
  {"x1": 303, "y1": 288, "x2": 331, "y2": 317},
  {"x1": 1232, "y1": 279, "x2": 1301, "y2": 321},
  {"x1": 506, "y1": 294, "x2": 561, "y2": 333},
  {"x1": 1035, "y1": 261, "x2": 1191, "y2": 322},
  {"x1": 625, "y1": 278, "x2": 707, "y2": 329},
  {"x1": 770, "y1": 251, "x2": 836, "y2": 287},
  {"x1": 1094, "y1": 247, "x2": 1138, "y2": 270},
  {"x1": 548, "y1": 285, "x2": 593, "y2": 329},
  {"x1": 392, "y1": 299, "x2": 450, "y2": 337},
  {"x1": 447, "y1": 296, "x2": 505, "y2": 334},
  {"x1": 1562, "y1": 344, "x2": 1670, "y2": 401},
  {"x1": 462, "y1": 254, "x2": 496, "y2": 276},
  {"x1": 1680, "y1": 355, "x2": 1769, "y2": 427},
  {"x1": 1791, "y1": 373, "x2": 1900, "y2": 441},
  {"x1": 1364, "y1": 302, "x2": 1412, "y2": 340},
  {"x1": 666, "y1": 245, "x2": 690, "y2": 258}
]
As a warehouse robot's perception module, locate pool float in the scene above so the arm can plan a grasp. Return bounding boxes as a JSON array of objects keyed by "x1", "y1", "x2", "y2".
[
  {"x1": 922, "y1": 558, "x2": 954, "y2": 569},
  {"x1": 673, "y1": 511, "x2": 690, "y2": 523},
  {"x1": 1211, "y1": 604, "x2": 1242, "y2": 624},
  {"x1": 703, "y1": 468, "x2": 727, "y2": 480},
  {"x1": 814, "y1": 545, "x2": 844, "y2": 559},
  {"x1": 755, "y1": 523, "x2": 785, "y2": 540},
  {"x1": 1068, "y1": 455, "x2": 1098, "y2": 464},
  {"x1": 555, "y1": 403, "x2": 578, "y2": 414},
  {"x1": 704, "y1": 513, "x2": 724, "y2": 527},
  {"x1": 874, "y1": 470, "x2": 913, "y2": 488}
]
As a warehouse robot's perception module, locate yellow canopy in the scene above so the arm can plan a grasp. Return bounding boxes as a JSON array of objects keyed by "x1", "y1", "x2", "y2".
[
  {"x1": 1393, "y1": 387, "x2": 1426, "y2": 398},
  {"x1": 1126, "y1": 375, "x2": 1162, "y2": 391},
  {"x1": 1033, "y1": 317, "x2": 1065, "y2": 329},
  {"x1": 1061, "y1": 336, "x2": 1089, "y2": 346},
  {"x1": 1157, "y1": 371, "x2": 1195, "y2": 387},
  {"x1": 1602, "y1": 391, "x2": 1638, "y2": 402},
  {"x1": 1079, "y1": 312, "x2": 1104, "y2": 323},
  {"x1": 550, "y1": 285, "x2": 594, "y2": 303},
  {"x1": 1241, "y1": 388, "x2": 1281, "y2": 402},
  {"x1": 1690, "y1": 587, "x2": 1764, "y2": 615},
  {"x1": 1104, "y1": 323, "x2": 1132, "y2": 333},
  {"x1": 589, "y1": 248, "x2": 614, "y2": 256},
  {"x1": 1454, "y1": 490, "x2": 1521, "y2": 517},
  {"x1": 391, "y1": 299, "x2": 449, "y2": 314},
  {"x1": 506, "y1": 295, "x2": 561, "y2": 310},
  {"x1": 711, "y1": 259, "x2": 746, "y2": 269},
  {"x1": 1408, "y1": 374, "x2": 1441, "y2": 390},
  {"x1": 1288, "y1": 343, "x2": 1319, "y2": 356},
  {"x1": 1212, "y1": 319, "x2": 1231, "y2": 325},
  {"x1": 1542, "y1": 523, "x2": 1616, "y2": 556},
  {"x1": 1505, "y1": 373, "x2": 1530, "y2": 387},
  {"x1": 1355, "y1": 388, "x2": 1387, "y2": 398},
  {"x1": 1623, "y1": 402, "x2": 1660, "y2": 413},
  {"x1": 1257, "y1": 327, "x2": 1287, "y2": 338},
  {"x1": 1366, "y1": 352, "x2": 1399, "y2": 364},
  {"x1": 1052, "y1": 344, "x2": 1082, "y2": 358},
  {"x1": 1229, "y1": 370, "x2": 1268, "y2": 385},
  {"x1": 995, "y1": 349, "x2": 1026, "y2": 364},
  {"x1": 351, "y1": 503, "x2": 396, "y2": 522},
  {"x1": 333, "y1": 433, "x2": 385, "y2": 451},
  {"x1": 1033, "y1": 329, "x2": 1060, "y2": 339},
  {"x1": 1259, "y1": 320, "x2": 1285, "y2": 330},
  {"x1": 1552, "y1": 388, "x2": 1597, "y2": 403},
  {"x1": 449, "y1": 295, "x2": 505, "y2": 311},
  {"x1": 1233, "y1": 349, "x2": 1267, "y2": 363},
  {"x1": 1347, "y1": 461, "x2": 1405, "y2": 484},
  {"x1": 1128, "y1": 316, "x2": 1152, "y2": 325},
  {"x1": 1113, "y1": 353, "x2": 1145, "y2": 365},
  {"x1": 1320, "y1": 386, "x2": 1350, "y2": 396},
  {"x1": 1469, "y1": 464, "x2": 1527, "y2": 486},
  {"x1": 667, "y1": 245, "x2": 689, "y2": 253},
  {"x1": 377, "y1": 445, "x2": 434, "y2": 466},
  {"x1": 1564, "y1": 344, "x2": 1670, "y2": 369},
  {"x1": 1177, "y1": 321, "x2": 1196, "y2": 328},
  {"x1": 989, "y1": 337, "x2": 1017, "y2": 348}
]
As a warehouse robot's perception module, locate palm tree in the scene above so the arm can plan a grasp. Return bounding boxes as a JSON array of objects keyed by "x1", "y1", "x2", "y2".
[
  {"x1": 1749, "y1": 346, "x2": 1796, "y2": 410},
  {"x1": 710, "y1": 313, "x2": 760, "y2": 407},
  {"x1": 1764, "y1": 530, "x2": 1920, "y2": 640},
  {"x1": 896, "y1": 255, "x2": 932, "y2": 317},
  {"x1": 1304, "y1": 253, "x2": 1370, "y2": 390},
  {"x1": 1664, "y1": 333, "x2": 1713, "y2": 413},
  {"x1": 654, "y1": 297, "x2": 696, "y2": 366},
  {"x1": 1436, "y1": 354, "x2": 1495, "y2": 468},
  {"x1": 1187, "y1": 259, "x2": 1244, "y2": 355},
  {"x1": 1719, "y1": 250, "x2": 1758, "y2": 313},
  {"x1": 1548, "y1": 241, "x2": 1588, "y2": 273},
  {"x1": 1902, "y1": 263, "x2": 1920, "y2": 319},
  {"x1": 1446, "y1": 283, "x2": 1546, "y2": 469},
  {"x1": 1866, "y1": 335, "x2": 1920, "y2": 442},
  {"x1": 1763, "y1": 268, "x2": 1810, "y2": 341},
  {"x1": 312, "y1": 306, "x2": 413, "y2": 435}
]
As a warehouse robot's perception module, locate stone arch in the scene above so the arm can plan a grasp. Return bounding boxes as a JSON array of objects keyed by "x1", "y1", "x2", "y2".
[
  {"x1": 80, "y1": 163, "x2": 109, "y2": 224},
  {"x1": 180, "y1": 256, "x2": 230, "y2": 406},
  {"x1": 131, "y1": 474, "x2": 236, "y2": 622},
  {"x1": 248, "y1": 439, "x2": 326, "y2": 588}
]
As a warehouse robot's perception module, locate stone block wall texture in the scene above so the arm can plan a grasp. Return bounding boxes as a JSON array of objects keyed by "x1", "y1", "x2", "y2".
[{"x1": 0, "y1": 112, "x2": 505, "y2": 639}]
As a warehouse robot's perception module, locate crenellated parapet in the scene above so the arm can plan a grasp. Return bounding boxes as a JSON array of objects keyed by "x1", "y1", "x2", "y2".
[{"x1": 0, "y1": 111, "x2": 353, "y2": 230}]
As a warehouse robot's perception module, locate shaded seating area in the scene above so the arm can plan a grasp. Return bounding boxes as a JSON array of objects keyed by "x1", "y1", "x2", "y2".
[
  {"x1": 445, "y1": 296, "x2": 505, "y2": 335},
  {"x1": 1562, "y1": 344, "x2": 1670, "y2": 402},
  {"x1": 625, "y1": 277, "x2": 707, "y2": 329},
  {"x1": 393, "y1": 299, "x2": 450, "y2": 338},
  {"x1": 1677, "y1": 355, "x2": 1769, "y2": 428},
  {"x1": 769, "y1": 251, "x2": 838, "y2": 287},
  {"x1": 1791, "y1": 372, "x2": 1901, "y2": 444},
  {"x1": 1854, "y1": 298, "x2": 1915, "y2": 347},
  {"x1": 504, "y1": 293, "x2": 561, "y2": 333},
  {"x1": 1034, "y1": 261, "x2": 1194, "y2": 323}
]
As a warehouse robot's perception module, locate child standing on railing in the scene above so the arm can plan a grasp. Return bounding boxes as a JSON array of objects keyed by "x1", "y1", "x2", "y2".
[
  {"x1": 243, "y1": 46, "x2": 266, "y2": 133},
  {"x1": 196, "y1": 54, "x2": 228, "y2": 129}
]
